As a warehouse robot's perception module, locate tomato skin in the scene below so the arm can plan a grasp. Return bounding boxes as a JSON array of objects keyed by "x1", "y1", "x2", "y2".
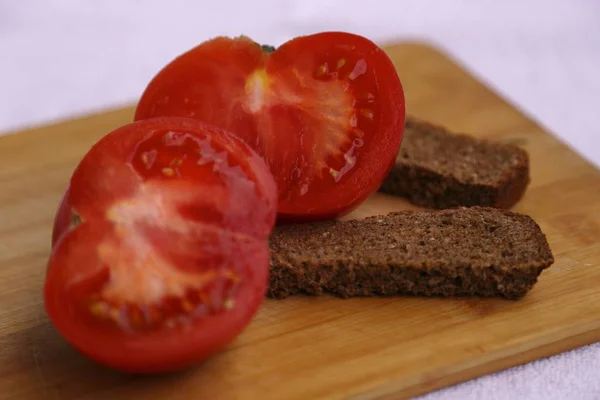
[
  {"x1": 45, "y1": 117, "x2": 277, "y2": 373},
  {"x1": 134, "y1": 32, "x2": 405, "y2": 222}
]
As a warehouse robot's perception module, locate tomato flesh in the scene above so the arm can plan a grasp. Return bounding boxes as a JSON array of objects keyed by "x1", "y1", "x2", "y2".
[
  {"x1": 134, "y1": 32, "x2": 405, "y2": 221},
  {"x1": 46, "y1": 117, "x2": 276, "y2": 373}
]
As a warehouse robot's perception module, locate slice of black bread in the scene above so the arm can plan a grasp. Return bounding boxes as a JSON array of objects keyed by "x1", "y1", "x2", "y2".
[
  {"x1": 379, "y1": 117, "x2": 530, "y2": 209},
  {"x1": 268, "y1": 207, "x2": 553, "y2": 300}
]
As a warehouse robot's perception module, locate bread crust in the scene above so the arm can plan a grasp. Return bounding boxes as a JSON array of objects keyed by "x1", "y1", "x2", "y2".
[
  {"x1": 268, "y1": 208, "x2": 554, "y2": 300},
  {"x1": 379, "y1": 118, "x2": 530, "y2": 209}
]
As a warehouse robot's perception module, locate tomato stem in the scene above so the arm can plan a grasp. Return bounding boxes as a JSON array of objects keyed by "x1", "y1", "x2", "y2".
[
  {"x1": 71, "y1": 212, "x2": 82, "y2": 227},
  {"x1": 259, "y1": 44, "x2": 276, "y2": 53}
]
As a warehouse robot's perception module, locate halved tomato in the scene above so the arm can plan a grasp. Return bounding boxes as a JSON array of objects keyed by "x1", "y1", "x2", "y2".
[
  {"x1": 134, "y1": 32, "x2": 405, "y2": 221},
  {"x1": 45, "y1": 117, "x2": 277, "y2": 373}
]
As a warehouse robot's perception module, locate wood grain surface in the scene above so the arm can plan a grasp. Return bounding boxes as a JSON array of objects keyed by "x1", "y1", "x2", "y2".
[{"x1": 1, "y1": 42, "x2": 599, "y2": 400}]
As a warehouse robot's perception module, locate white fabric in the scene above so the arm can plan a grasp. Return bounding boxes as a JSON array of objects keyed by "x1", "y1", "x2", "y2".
[{"x1": 1, "y1": 1, "x2": 599, "y2": 398}]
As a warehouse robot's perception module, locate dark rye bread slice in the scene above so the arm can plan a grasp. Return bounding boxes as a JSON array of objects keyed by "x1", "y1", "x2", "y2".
[
  {"x1": 268, "y1": 207, "x2": 553, "y2": 300},
  {"x1": 379, "y1": 117, "x2": 530, "y2": 209}
]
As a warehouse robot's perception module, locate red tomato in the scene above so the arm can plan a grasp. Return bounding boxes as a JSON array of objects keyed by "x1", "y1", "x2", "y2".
[
  {"x1": 134, "y1": 32, "x2": 405, "y2": 221},
  {"x1": 45, "y1": 117, "x2": 277, "y2": 373}
]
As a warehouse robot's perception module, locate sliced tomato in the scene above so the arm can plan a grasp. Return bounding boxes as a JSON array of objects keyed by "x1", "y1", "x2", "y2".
[
  {"x1": 45, "y1": 117, "x2": 276, "y2": 373},
  {"x1": 134, "y1": 32, "x2": 405, "y2": 221}
]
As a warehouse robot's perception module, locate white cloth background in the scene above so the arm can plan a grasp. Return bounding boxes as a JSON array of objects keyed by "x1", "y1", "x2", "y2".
[{"x1": 1, "y1": 1, "x2": 599, "y2": 398}]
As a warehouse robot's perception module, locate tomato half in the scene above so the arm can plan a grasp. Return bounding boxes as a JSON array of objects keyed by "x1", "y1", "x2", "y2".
[
  {"x1": 134, "y1": 32, "x2": 405, "y2": 221},
  {"x1": 45, "y1": 117, "x2": 277, "y2": 373}
]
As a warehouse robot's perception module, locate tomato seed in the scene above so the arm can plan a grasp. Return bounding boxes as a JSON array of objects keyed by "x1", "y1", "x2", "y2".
[
  {"x1": 109, "y1": 307, "x2": 121, "y2": 321},
  {"x1": 359, "y1": 108, "x2": 374, "y2": 119},
  {"x1": 140, "y1": 150, "x2": 157, "y2": 169},
  {"x1": 161, "y1": 167, "x2": 175, "y2": 177},
  {"x1": 181, "y1": 299, "x2": 194, "y2": 313},
  {"x1": 223, "y1": 270, "x2": 240, "y2": 283},
  {"x1": 169, "y1": 158, "x2": 183, "y2": 167},
  {"x1": 89, "y1": 301, "x2": 110, "y2": 318},
  {"x1": 223, "y1": 299, "x2": 235, "y2": 310},
  {"x1": 316, "y1": 63, "x2": 328, "y2": 77}
]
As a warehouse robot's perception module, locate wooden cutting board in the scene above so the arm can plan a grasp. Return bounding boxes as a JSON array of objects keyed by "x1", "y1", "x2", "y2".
[{"x1": 1, "y1": 42, "x2": 599, "y2": 400}]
